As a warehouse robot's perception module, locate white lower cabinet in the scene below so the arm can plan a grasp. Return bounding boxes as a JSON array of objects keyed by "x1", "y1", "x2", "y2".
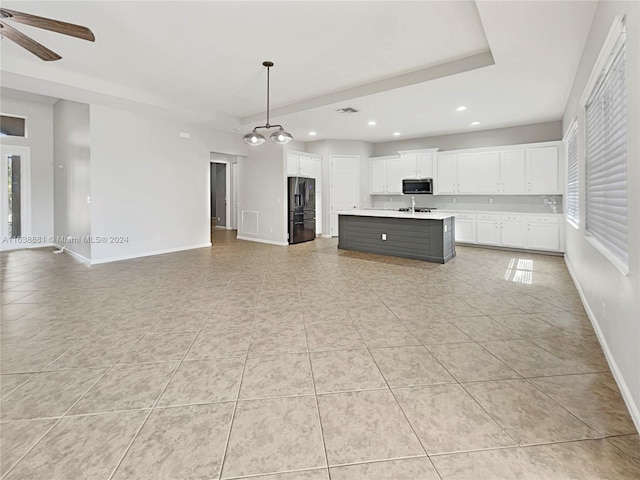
[
  {"x1": 449, "y1": 211, "x2": 561, "y2": 252},
  {"x1": 500, "y1": 214, "x2": 528, "y2": 248},
  {"x1": 527, "y1": 215, "x2": 560, "y2": 251},
  {"x1": 476, "y1": 214, "x2": 500, "y2": 245},
  {"x1": 454, "y1": 213, "x2": 477, "y2": 243}
]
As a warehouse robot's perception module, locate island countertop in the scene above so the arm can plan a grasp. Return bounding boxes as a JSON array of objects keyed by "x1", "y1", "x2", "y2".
[{"x1": 335, "y1": 209, "x2": 454, "y2": 221}]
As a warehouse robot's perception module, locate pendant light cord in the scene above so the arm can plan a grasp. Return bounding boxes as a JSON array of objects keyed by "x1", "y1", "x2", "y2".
[{"x1": 265, "y1": 64, "x2": 270, "y2": 128}]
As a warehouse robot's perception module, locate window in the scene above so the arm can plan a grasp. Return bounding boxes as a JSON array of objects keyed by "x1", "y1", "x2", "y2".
[
  {"x1": 564, "y1": 120, "x2": 579, "y2": 227},
  {"x1": 582, "y1": 17, "x2": 628, "y2": 274},
  {"x1": 0, "y1": 115, "x2": 26, "y2": 137}
]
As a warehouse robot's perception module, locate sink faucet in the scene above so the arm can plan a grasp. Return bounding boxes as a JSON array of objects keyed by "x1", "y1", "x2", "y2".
[{"x1": 411, "y1": 196, "x2": 416, "y2": 213}]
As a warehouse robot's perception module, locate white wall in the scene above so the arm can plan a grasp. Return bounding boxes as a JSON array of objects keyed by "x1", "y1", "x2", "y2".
[
  {"x1": 89, "y1": 104, "x2": 247, "y2": 262},
  {"x1": 372, "y1": 121, "x2": 562, "y2": 156},
  {"x1": 0, "y1": 95, "x2": 54, "y2": 242},
  {"x1": 53, "y1": 100, "x2": 92, "y2": 260},
  {"x1": 562, "y1": 1, "x2": 640, "y2": 430},
  {"x1": 237, "y1": 141, "x2": 287, "y2": 245},
  {"x1": 305, "y1": 139, "x2": 374, "y2": 235}
]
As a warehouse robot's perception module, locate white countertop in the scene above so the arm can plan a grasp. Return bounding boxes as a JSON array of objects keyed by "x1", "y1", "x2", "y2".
[
  {"x1": 437, "y1": 209, "x2": 562, "y2": 216},
  {"x1": 336, "y1": 209, "x2": 454, "y2": 220}
]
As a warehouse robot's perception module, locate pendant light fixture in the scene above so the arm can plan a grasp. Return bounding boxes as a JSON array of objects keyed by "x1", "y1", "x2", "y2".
[{"x1": 243, "y1": 61, "x2": 293, "y2": 146}]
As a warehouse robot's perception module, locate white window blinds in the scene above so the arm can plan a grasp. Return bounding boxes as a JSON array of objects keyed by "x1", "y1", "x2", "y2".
[
  {"x1": 565, "y1": 122, "x2": 579, "y2": 226},
  {"x1": 585, "y1": 32, "x2": 627, "y2": 269}
]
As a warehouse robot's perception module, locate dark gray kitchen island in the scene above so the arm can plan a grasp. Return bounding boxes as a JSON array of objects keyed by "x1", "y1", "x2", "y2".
[{"x1": 337, "y1": 210, "x2": 456, "y2": 264}]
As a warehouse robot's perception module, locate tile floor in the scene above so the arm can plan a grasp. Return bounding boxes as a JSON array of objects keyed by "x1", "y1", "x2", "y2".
[{"x1": 1, "y1": 230, "x2": 639, "y2": 479}]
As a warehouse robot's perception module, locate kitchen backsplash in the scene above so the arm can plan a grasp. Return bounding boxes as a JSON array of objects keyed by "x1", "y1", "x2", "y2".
[{"x1": 370, "y1": 195, "x2": 563, "y2": 214}]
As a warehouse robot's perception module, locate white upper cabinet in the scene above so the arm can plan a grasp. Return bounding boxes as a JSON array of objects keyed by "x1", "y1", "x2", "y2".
[
  {"x1": 287, "y1": 154, "x2": 300, "y2": 176},
  {"x1": 457, "y1": 152, "x2": 500, "y2": 193},
  {"x1": 435, "y1": 154, "x2": 458, "y2": 194},
  {"x1": 370, "y1": 159, "x2": 387, "y2": 194},
  {"x1": 433, "y1": 142, "x2": 561, "y2": 195},
  {"x1": 527, "y1": 146, "x2": 559, "y2": 193},
  {"x1": 416, "y1": 153, "x2": 434, "y2": 178},
  {"x1": 399, "y1": 150, "x2": 435, "y2": 179},
  {"x1": 370, "y1": 156, "x2": 402, "y2": 194},
  {"x1": 386, "y1": 157, "x2": 402, "y2": 194},
  {"x1": 400, "y1": 152, "x2": 418, "y2": 179},
  {"x1": 500, "y1": 149, "x2": 527, "y2": 193},
  {"x1": 287, "y1": 152, "x2": 321, "y2": 178}
]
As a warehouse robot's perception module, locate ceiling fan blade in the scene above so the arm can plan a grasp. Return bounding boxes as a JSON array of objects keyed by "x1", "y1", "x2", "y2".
[
  {"x1": 0, "y1": 8, "x2": 95, "y2": 42},
  {"x1": 0, "y1": 20, "x2": 62, "y2": 61}
]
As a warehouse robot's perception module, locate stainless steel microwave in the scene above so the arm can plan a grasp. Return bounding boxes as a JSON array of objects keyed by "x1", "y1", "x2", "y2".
[{"x1": 402, "y1": 178, "x2": 433, "y2": 194}]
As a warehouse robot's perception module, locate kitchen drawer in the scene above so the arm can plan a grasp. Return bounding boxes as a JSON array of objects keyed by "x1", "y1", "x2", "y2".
[
  {"x1": 527, "y1": 215, "x2": 559, "y2": 224},
  {"x1": 454, "y1": 213, "x2": 477, "y2": 220},
  {"x1": 501, "y1": 214, "x2": 526, "y2": 222},
  {"x1": 477, "y1": 213, "x2": 500, "y2": 221}
]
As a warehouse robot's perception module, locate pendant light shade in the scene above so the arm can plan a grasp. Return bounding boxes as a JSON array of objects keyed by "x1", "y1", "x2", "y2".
[
  {"x1": 244, "y1": 61, "x2": 293, "y2": 147},
  {"x1": 243, "y1": 131, "x2": 266, "y2": 146},
  {"x1": 270, "y1": 128, "x2": 293, "y2": 145}
]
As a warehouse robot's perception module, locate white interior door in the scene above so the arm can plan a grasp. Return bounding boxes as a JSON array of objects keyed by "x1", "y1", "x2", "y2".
[
  {"x1": 330, "y1": 155, "x2": 359, "y2": 237},
  {"x1": 1, "y1": 146, "x2": 31, "y2": 250}
]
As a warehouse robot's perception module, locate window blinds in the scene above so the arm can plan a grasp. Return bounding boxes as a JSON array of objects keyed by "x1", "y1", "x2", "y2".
[
  {"x1": 585, "y1": 38, "x2": 627, "y2": 267},
  {"x1": 565, "y1": 124, "x2": 579, "y2": 225}
]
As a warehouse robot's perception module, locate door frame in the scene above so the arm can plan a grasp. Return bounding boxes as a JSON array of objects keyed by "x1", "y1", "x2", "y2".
[
  {"x1": 329, "y1": 154, "x2": 360, "y2": 237},
  {"x1": 210, "y1": 159, "x2": 232, "y2": 230},
  {"x1": 0, "y1": 145, "x2": 32, "y2": 251}
]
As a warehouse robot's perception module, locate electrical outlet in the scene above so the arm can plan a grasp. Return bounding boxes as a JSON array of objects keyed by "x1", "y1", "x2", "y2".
[
  {"x1": 489, "y1": 198, "x2": 494, "y2": 204},
  {"x1": 452, "y1": 197, "x2": 457, "y2": 203},
  {"x1": 381, "y1": 233, "x2": 387, "y2": 241}
]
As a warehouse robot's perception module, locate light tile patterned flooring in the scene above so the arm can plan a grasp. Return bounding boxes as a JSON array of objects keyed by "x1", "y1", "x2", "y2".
[{"x1": 1, "y1": 230, "x2": 639, "y2": 479}]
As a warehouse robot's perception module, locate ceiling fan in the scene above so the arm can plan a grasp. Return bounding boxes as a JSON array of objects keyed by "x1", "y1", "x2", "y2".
[{"x1": 0, "y1": 8, "x2": 94, "y2": 61}]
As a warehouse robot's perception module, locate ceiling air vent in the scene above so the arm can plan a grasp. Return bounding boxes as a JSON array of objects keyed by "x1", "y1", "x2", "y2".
[{"x1": 336, "y1": 107, "x2": 359, "y2": 114}]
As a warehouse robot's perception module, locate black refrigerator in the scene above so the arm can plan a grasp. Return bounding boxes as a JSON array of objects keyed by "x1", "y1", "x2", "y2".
[{"x1": 288, "y1": 176, "x2": 316, "y2": 244}]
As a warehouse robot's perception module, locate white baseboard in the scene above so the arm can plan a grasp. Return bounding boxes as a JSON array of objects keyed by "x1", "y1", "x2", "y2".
[
  {"x1": 0, "y1": 242, "x2": 54, "y2": 251},
  {"x1": 321, "y1": 234, "x2": 333, "y2": 239},
  {"x1": 89, "y1": 242, "x2": 212, "y2": 265},
  {"x1": 564, "y1": 255, "x2": 640, "y2": 433},
  {"x1": 53, "y1": 244, "x2": 91, "y2": 264},
  {"x1": 236, "y1": 235, "x2": 288, "y2": 247}
]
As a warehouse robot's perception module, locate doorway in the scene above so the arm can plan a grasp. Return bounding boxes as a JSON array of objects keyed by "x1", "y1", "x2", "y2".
[
  {"x1": 210, "y1": 162, "x2": 227, "y2": 229},
  {"x1": 0, "y1": 145, "x2": 31, "y2": 251},
  {"x1": 209, "y1": 152, "x2": 239, "y2": 236}
]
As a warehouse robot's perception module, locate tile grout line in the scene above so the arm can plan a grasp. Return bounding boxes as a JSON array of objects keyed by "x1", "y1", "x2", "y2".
[
  {"x1": 301, "y1": 312, "x2": 332, "y2": 479},
  {"x1": 363, "y1": 335, "x2": 443, "y2": 479},
  {"x1": 0, "y1": 312, "x2": 169, "y2": 480},
  {"x1": 215, "y1": 304, "x2": 260, "y2": 480},
  {"x1": 369, "y1": 284, "x2": 521, "y2": 473},
  {"x1": 105, "y1": 312, "x2": 209, "y2": 480}
]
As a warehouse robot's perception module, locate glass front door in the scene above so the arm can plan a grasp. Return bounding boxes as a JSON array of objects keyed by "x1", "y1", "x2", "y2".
[{"x1": 1, "y1": 146, "x2": 30, "y2": 249}]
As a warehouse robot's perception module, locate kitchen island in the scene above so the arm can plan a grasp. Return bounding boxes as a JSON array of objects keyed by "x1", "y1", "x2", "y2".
[{"x1": 337, "y1": 210, "x2": 456, "y2": 264}]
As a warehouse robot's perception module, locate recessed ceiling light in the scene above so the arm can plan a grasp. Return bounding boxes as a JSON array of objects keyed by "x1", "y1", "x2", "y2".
[
  {"x1": 393, "y1": 132, "x2": 401, "y2": 136},
  {"x1": 309, "y1": 131, "x2": 317, "y2": 136},
  {"x1": 456, "y1": 106, "x2": 467, "y2": 111},
  {"x1": 471, "y1": 121, "x2": 480, "y2": 126},
  {"x1": 368, "y1": 121, "x2": 377, "y2": 126}
]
